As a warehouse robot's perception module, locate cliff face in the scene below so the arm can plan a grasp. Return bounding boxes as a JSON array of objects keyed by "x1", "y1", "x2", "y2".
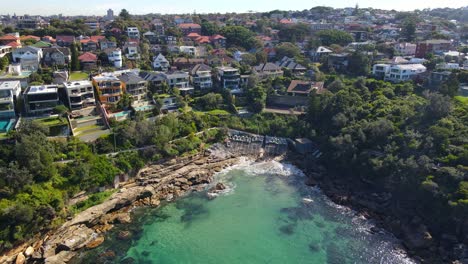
[{"x1": 0, "y1": 151, "x2": 240, "y2": 264}]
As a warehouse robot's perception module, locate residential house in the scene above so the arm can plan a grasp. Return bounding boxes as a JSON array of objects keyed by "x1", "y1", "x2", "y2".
[
  {"x1": 124, "y1": 42, "x2": 140, "y2": 60},
  {"x1": 174, "y1": 58, "x2": 205, "y2": 70},
  {"x1": 106, "y1": 48, "x2": 123, "y2": 68},
  {"x1": 0, "y1": 45, "x2": 12, "y2": 58},
  {"x1": 64, "y1": 80, "x2": 96, "y2": 110},
  {"x1": 23, "y1": 85, "x2": 60, "y2": 115},
  {"x1": 415, "y1": 39, "x2": 452, "y2": 58},
  {"x1": 12, "y1": 46, "x2": 43, "y2": 71},
  {"x1": 152, "y1": 53, "x2": 170, "y2": 71},
  {"x1": 287, "y1": 80, "x2": 325, "y2": 96},
  {"x1": 327, "y1": 53, "x2": 349, "y2": 72},
  {"x1": 394, "y1": 42, "x2": 416, "y2": 56},
  {"x1": 210, "y1": 35, "x2": 226, "y2": 48},
  {"x1": 430, "y1": 71, "x2": 452, "y2": 86},
  {"x1": 276, "y1": 56, "x2": 307, "y2": 75},
  {"x1": 217, "y1": 66, "x2": 241, "y2": 90},
  {"x1": 164, "y1": 71, "x2": 193, "y2": 92},
  {"x1": 436, "y1": 63, "x2": 460, "y2": 70},
  {"x1": 139, "y1": 71, "x2": 166, "y2": 93},
  {"x1": 99, "y1": 40, "x2": 117, "y2": 50},
  {"x1": 372, "y1": 63, "x2": 426, "y2": 82},
  {"x1": 178, "y1": 23, "x2": 202, "y2": 35},
  {"x1": 310, "y1": 46, "x2": 333, "y2": 62},
  {"x1": 179, "y1": 46, "x2": 197, "y2": 57},
  {"x1": 127, "y1": 27, "x2": 140, "y2": 39},
  {"x1": 253, "y1": 63, "x2": 284, "y2": 79},
  {"x1": 190, "y1": 64, "x2": 213, "y2": 89},
  {"x1": 143, "y1": 31, "x2": 158, "y2": 44},
  {"x1": 42, "y1": 47, "x2": 71, "y2": 66},
  {"x1": 0, "y1": 81, "x2": 21, "y2": 118},
  {"x1": 92, "y1": 75, "x2": 124, "y2": 105},
  {"x1": 0, "y1": 35, "x2": 21, "y2": 47},
  {"x1": 80, "y1": 38, "x2": 99, "y2": 51},
  {"x1": 118, "y1": 72, "x2": 148, "y2": 104},
  {"x1": 166, "y1": 36, "x2": 177, "y2": 45},
  {"x1": 56, "y1": 35, "x2": 75, "y2": 47},
  {"x1": 78, "y1": 52, "x2": 98, "y2": 70},
  {"x1": 84, "y1": 20, "x2": 100, "y2": 31}
]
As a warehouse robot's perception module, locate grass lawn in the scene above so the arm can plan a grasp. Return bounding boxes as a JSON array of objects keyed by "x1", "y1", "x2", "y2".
[
  {"x1": 194, "y1": 109, "x2": 231, "y2": 116},
  {"x1": 69, "y1": 72, "x2": 89, "y2": 81},
  {"x1": 455, "y1": 96, "x2": 468, "y2": 106},
  {"x1": 35, "y1": 117, "x2": 67, "y2": 127}
]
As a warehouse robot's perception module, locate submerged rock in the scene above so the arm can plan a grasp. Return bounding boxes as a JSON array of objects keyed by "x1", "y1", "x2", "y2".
[
  {"x1": 117, "y1": 231, "x2": 132, "y2": 240},
  {"x1": 279, "y1": 223, "x2": 296, "y2": 235}
]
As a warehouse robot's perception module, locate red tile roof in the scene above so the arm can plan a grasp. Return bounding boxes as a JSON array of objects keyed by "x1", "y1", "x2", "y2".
[
  {"x1": 56, "y1": 35, "x2": 75, "y2": 43},
  {"x1": 0, "y1": 35, "x2": 18, "y2": 41},
  {"x1": 196, "y1": 36, "x2": 211, "y2": 44},
  {"x1": 211, "y1": 34, "x2": 226, "y2": 40},
  {"x1": 178, "y1": 23, "x2": 201, "y2": 29},
  {"x1": 5, "y1": 41, "x2": 21, "y2": 48},
  {"x1": 187, "y1": 32, "x2": 201, "y2": 38},
  {"x1": 20, "y1": 35, "x2": 41, "y2": 41},
  {"x1": 90, "y1": 36, "x2": 106, "y2": 42},
  {"x1": 78, "y1": 52, "x2": 97, "y2": 62}
]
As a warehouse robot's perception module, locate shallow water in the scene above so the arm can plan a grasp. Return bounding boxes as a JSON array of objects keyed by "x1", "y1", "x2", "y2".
[{"x1": 74, "y1": 160, "x2": 415, "y2": 264}]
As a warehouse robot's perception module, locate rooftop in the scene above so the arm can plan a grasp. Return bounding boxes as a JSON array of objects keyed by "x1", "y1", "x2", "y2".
[
  {"x1": 0, "y1": 81, "x2": 20, "y2": 90},
  {"x1": 26, "y1": 85, "x2": 58, "y2": 94},
  {"x1": 64, "y1": 80, "x2": 93, "y2": 89}
]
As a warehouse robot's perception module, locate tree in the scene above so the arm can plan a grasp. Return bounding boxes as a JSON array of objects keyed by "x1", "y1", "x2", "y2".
[
  {"x1": 440, "y1": 74, "x2": 460, "y2": 97},
  {"x1": 70, "y1": 43, "x2": 80, "y2": 71},
  {"x1": 220, "y1": 26, "x2": 258, "y2": 50},
  {"x1": 0, "y1": 56, "x2": 9, "y2": 72},
  {"x1": 275, "y1": 42, "x2": 301, "y2": 59},
  {"x1": 201, "y1": 20, "x2": 219, "y2": 36},
  {"x1": 195, "y1": 93, "x2": 223, "y2": 111},
  {"x1": 119, "y1": 9, "x2": 131, "y2": 20},
  {"x1": 316, "y1": 30, "x2": 354, "y2": 46},
  {"x1": 255, "y1": 51, "x2": 267, "y2": 64},
  {"x1": 401, "y1": 18, "x2": 416, "y2": 41},
  {"x1": 347, "y1": 52, "x2": 370, "y2": 76},
  {"x1": 247, "y1": 84, "x2": 266, "y2": 113},
  {"x1": 240, "y1": 53, "x2": 257, "y2": 66}
]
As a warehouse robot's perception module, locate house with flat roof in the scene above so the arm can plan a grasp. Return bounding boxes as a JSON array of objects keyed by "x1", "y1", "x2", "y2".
[
  {"x1": 217, "y1": 66, "x2": 241, "y2": 90},
  {"x1": 0, "y1": 81, "x2": 21, "y2": 118},
  {"x1": 23, "y1": 85, "x2": 60, "y2": 115},
  {"x1": 92, "y1": 75, "x2": 124, "y2": 105},
  {"x1": 64, "y1": 81, "x2": 96, "y2": 110},
  {"x1": 164, "y1": 71, "x2": 194, "y2": 94},
  {"x1": 372, "y1": 63, "x2": 427, "y2": 83},
  {"x1": 0, "y1": 45, "x2": 12, "y2": 58},
  {"x1": 127, "y1": 27, "x2": 140, "y2": 39}
]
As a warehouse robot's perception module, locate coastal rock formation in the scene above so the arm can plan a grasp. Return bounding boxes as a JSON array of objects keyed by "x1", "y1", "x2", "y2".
[{"x1": 0, "y1": 152, "x2": 240, "y2": 264}]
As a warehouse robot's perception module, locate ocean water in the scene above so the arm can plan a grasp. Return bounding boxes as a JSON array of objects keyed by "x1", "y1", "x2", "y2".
[{"x1": 74, "y1": 160, "x2": 415, "y2": 264}]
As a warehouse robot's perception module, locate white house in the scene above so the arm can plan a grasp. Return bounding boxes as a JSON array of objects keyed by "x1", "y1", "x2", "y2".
[
  {"x1": 179, "y1": 46, "x2": 197, "y2": 57},
  {"x1": 0, "y1": 80, "x2": 21, "y2": 118},
  {"x1": 152, "y1": 53, "x2": 170, "y2": 71},
  {"x1": 107, "y1": 48, "x2": 123, "y2": 68},
  {"x1": 372, "y1": 63, "x2": 426, "y2": 82},
  {"x1": 394, "y1": 42, "x2": 416, "y2": 56},
  {"x1": 310, "y1": 46, "x2": 333, "y2": 62},
  {"x1": 64, "y1": 80, "x2": 96, "y2": 110},
  {"x1": 436, "y1": 63, "x2": 460, "y2": 70},
  {"x1": 127, "y1": 27, "x2": 140, "y2": 39},
  {"x1": 12, "y1": 46, "x2": 43, "y2": 71}
]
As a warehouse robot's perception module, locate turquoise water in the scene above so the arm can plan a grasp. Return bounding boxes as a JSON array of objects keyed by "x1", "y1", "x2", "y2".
[
  {"x1": 134, "y1": 105, "x2": 154, "y2": 112},
  {"x1": 74, "y1": 161, "x2": 414, "y2": 264},
  {"x1": 0, "y1": 119, "x2": 14, "y2": 132}
]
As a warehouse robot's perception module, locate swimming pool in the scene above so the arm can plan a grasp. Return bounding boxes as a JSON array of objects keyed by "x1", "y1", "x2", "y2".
[
  {"x1": 0, "y1": 119, "x2": 15, "y2": 132},
  {"x1": 134, "y1": 105, "x2": 155, "y2": 112}
]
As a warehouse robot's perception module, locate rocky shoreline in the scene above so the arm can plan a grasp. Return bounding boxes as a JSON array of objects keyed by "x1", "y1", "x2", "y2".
[
  {"x1": 0, "y1": 150, "x2": 241, "y2": 264},
  {"x1": 290, "y1": 153, "x2": 468, "y2": 264}
]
